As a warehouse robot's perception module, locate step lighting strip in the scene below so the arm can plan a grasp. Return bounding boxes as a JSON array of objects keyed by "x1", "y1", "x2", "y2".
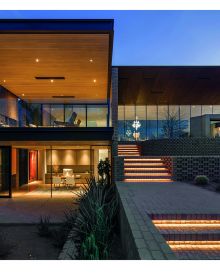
[
  {"x1": 124, "y1": 179, "x2": 172, "y2": 182},
  {"x1": 167, "y1": 240, "x2": 220, "y2": 251},
  {"x1": 153, "y1": 220, "x2": 220, "y2": 230}
]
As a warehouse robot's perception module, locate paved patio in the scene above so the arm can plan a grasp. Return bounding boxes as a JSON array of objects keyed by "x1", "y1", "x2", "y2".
[
  {"x1": 116, "y1": 181, "x2": 220, "y2": 215},
  {"x1": 0, "y1": 195, "x2": 77, "y2": 224}
]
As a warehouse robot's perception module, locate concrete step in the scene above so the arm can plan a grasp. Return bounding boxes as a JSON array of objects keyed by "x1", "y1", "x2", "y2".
[
  {"x1": 124, "y1": 178, "x2": 172, "y2": 182},
  {"x1": 124, "y1": 167, "x2": 167, "y2": 172},
  {"x1": 124, "y1": 173, "x2": 171, "y2": 179},
  {"x1": 124, "y1": 163, "x2": 165, "y2": 167}
]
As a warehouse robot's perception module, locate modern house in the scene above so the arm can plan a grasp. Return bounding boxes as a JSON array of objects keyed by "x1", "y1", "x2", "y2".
[{"x1": 1, "y1": 19, "x2": 220, "y2": 197}]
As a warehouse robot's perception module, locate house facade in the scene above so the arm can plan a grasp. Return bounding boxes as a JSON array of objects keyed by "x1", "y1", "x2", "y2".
[{"x1": 0, "y1": 19, "x2": 220, "y2": 197}]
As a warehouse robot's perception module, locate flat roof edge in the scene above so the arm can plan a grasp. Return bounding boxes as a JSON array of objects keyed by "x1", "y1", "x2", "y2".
[{"x1": 0, "y1": 19, "x2": 114, "y2": 33}]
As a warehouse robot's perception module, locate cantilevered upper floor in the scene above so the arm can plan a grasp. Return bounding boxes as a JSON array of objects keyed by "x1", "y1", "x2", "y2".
[{"x1": 0, "y1": 19, "x2": 114, "y2": 140}]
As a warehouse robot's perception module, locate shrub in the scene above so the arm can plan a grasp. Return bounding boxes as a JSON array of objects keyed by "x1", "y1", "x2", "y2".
[
  {"x1": 194, "y1": 175, "x2": 209, "y2": 185},
  {"x1": 98, "y1": 158, "x2": 111, "y2": 185},
  {"x1": 37, "y1": 216, "x2": 51, "y2": 237},
  {"x1": 80, "y1": 233, "x2": 99, "y2": 260},
  {"x1": 73, "y1": 177, "x2": 118, "y2": 260}
]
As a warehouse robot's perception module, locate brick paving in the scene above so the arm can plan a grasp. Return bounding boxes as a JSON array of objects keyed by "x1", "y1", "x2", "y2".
[
  {"x1": 116, "y1": 181, "x2": 220, "y2": 260},
  {"x1": 116, "y1": 181, "x2": 220, "y2": 215}
]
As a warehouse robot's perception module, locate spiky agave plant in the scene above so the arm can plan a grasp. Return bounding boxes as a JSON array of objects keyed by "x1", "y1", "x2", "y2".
[
  {"x1": 72, "y1": 178, "x2": 118, "y2": 259},
  {"x1": 80, "y1": 233, "x2": 99, "y2": 260}
]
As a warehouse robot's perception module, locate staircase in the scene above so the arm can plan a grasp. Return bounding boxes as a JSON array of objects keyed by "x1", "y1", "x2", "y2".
[
  {"x1": 152, "y1": 214, "x2": 220, "y2": 259},
  {"x1": 118, "y1": 144, "x2": 172, "y2": 182}
]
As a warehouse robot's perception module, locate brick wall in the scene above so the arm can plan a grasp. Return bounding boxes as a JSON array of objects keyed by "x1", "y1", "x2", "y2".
[
  {"x1": 141, "y1": 138, "x2": 220, "y2": 156},
  {"x1": 114, "y1": 156, "x2": 124, "y2": 181},
  {"x1": 117, "y1": 183, "x2": 176, "y2": 260},
  {"x1": 172, "y1": 156, "x2": 220, "y2": 181},
  {"x1": 111, "y1": 68, "x2": 119, "y2": 181}
]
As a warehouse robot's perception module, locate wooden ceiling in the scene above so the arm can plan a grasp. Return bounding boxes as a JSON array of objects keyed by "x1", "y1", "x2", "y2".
[
  {"x1": 0, "y1": 33, "x2": 110, "y2": 103},
  {"x1": 118, "y1": 66, "x2": 220, "y2": 105}
]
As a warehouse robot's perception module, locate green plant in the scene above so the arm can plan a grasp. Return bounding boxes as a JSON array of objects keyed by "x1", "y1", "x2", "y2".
[
  {"x1": 98, "y1": 158, "x2": 111, "y2": 185},
  {"x1": 80, "y1": 233, "x2": 99, "y2": 260},
  {"x1": 194, "y1": 175, "x2": 209, "y2": 185},
  {"x1": 37, "y1": 216, "x2": 51, "y2": 237},
  {"x1": 73, "y1": 178, "x2": 118, "y2": 259}
]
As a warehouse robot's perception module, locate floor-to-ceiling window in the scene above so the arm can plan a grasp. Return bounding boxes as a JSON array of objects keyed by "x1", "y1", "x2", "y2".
[
  {"x1": 118, "y1": 104, "x2": 220, "y2": 141},
  {"x1": 146, "y1": 106, "x2": 157, "y2": 139}
]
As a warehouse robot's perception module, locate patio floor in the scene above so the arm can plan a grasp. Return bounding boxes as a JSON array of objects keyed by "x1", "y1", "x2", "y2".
[
  {"x1": 116, "y1": 181, "x2": 220, "y2": 215},
  {"x1": 0, "y1": 195, "x2": 77, "y2": 224}
]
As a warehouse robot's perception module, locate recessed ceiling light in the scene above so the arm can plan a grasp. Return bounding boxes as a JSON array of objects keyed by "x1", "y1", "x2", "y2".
[
  {"x1": 93, "y1": 79, "x2": 97, "y2": 83},
  {"x1": 50, "y1": 79, "x2": 54, "y2": 83},
  {"x1": 89, "y1": 58, "x2": 93, "y2": 63},
  {"x1": 3, "y1": 80, "x2": 6, "y2": 83},
  {"x1": 35, "y1": 58, "x2": 39, "y2": 63},
  {"x1": 22, "y1": 94, "x2": 25, "y2": 96}
]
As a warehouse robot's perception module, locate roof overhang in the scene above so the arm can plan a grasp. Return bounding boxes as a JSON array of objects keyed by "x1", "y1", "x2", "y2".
[
  {"x1": 117, "y1": 66, "x2": 220, "y2": 105},
  {"x1": 0, "y1": 19, "x2": 114, "y2": 103}
]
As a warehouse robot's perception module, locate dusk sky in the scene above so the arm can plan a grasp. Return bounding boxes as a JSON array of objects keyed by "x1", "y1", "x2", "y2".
[{"x1": 0, "y1": 10, "x2": 220, "y2": 66}]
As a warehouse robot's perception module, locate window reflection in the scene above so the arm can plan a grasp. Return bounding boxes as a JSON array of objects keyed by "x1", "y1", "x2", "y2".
[
  {"x1": 65, "y1": 105, "x2": 86, "y2": 127},
  {"x1": 147, "y1": 106, "x2": 157, "y2": 139},
  {"x1": 87, "y1": 105, "x2": 107, "y2": 127}
]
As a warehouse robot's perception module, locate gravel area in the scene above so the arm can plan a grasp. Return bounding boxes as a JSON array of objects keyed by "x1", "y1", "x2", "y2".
[{"x1": 0, "y1": 225, "x2": 61, "y2": 260}]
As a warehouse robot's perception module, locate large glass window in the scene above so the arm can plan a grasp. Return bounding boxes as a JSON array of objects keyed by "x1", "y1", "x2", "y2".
[
  {"x1": 87, "y1": 105, "x2": 108, "y2": 127},
  {"x1": 124, "y1": 105, "x2": 136, "y2": 141},
  {"x1": 51, "y1": 105, "x2": 64, "y2": 126},
  {"x1": 180, "y1": 105, "x2": 190, "y2": 137},
  {"x1": 136, "y1": 106, "x2": 147, "y2": 141},
  {"x1": 42, "y1": 105, "x2": 51, "y2": 127},
  {"x1": 118, "y1": 105, "x2": 125, "y2": 141},
  {"x1": 191, "y1": 105, "x2": 202, "y2": 137},
  {"x1": 146, "y1": 106, "x2": 157, "y2": 139},
  {"x1": 65, "y1": 105, "x2": 86, "y2": 127},
  {"x1": 213, "y1": 105, "x2": 220, "y2": 114},
  {"x1": 158, "y1": 105, "x2": 169, "y2": 139},
  {"x1": 202, "y1": 105, "x2": 213, "y2": 115},
  {"x1": 26, "y1": 104, "x2": 42, "y2": 127}
]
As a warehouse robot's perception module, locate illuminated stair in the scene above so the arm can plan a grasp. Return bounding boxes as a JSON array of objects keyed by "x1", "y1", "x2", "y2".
[
  {"x1": 151, "y1": 214, "x2": 220, "y2": 259},
  {"x1": 118, "y1": 144, "x2": 140, "y2": 157},
  {"x1": 118, "y1": 144, "x2": 172, "y2": 182}
]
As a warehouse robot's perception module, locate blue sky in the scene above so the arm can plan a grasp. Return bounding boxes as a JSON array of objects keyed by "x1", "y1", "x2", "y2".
[{"x1": 0, "y1": 10, "x2": 220, "y2": 66}]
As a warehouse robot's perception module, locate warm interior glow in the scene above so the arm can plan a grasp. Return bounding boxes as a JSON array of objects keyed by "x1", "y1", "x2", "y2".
[
  {"x1": 167, "y1": 240, "x2": 220, "y2": 251},
  {"x1": 124, "y1": 167, "x2": 167, "y2": 171},
  {"x1": 153, "y1": 219, "x2": 220, "y2": 229},
  {"x1": 124, "y1": 172, "x2": 170, "y2": 176},
  {"x1": 124, "y1": 158, "x2": 162, "y2": 161},
  {"x1": 124, "y1": 178, "x2": 172, "y2": 182},
  {"x1": 124, "y1": 163, "x2": 164, "y2": 166}
]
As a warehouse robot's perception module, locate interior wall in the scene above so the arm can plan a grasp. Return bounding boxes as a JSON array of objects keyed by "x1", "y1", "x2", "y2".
[
  {"x1": 46, "y1": 149, "x2": 90, "y2": 166},
  {"x1": 38, "y1": 150, "x2": 45, "y2": 182}
]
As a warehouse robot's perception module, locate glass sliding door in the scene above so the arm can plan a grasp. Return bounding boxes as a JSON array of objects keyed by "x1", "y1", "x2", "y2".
[{"x1": 0, "y1": 146, "x2": 11, "y2": 197}]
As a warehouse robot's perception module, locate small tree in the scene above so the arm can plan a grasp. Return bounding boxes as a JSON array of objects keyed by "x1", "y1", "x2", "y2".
[
  {"x1": 98, "y1": 158, "x2": 111, "y2": 185},
  {"x1": 162, "y1": 110, "x2": 180, "y2": 138}
]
